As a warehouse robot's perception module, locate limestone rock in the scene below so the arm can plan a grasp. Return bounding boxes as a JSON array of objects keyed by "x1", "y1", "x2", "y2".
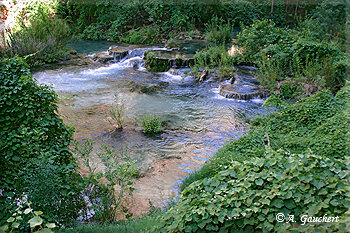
[
  {"x1": 144, "y1": 50, "x2": 194, "y2": 72},
  {"x1": 219, "y1": 84, "x2": 267, "y2": 100}
]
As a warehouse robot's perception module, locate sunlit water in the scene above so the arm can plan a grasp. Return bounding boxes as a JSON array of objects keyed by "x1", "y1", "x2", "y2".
[{"x1": 33, "y1": 44, "x2": 265, "y2": 178}]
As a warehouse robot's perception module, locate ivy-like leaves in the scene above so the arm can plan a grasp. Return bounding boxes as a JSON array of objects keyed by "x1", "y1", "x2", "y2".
[{"x1": 159, "y1": 150, "x2": 349, "y2": 232}]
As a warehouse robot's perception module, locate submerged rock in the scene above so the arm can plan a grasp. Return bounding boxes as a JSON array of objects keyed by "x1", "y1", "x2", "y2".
[
  {"x1": 144, "y1": 50, "x2": 195, "y2": 72},
  {"x1": 127, "y1": 80, "x2": 169, "y2": 94}
]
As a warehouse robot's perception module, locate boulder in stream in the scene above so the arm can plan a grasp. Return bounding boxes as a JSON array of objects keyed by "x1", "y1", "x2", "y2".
[
  {"x1": 92, "y1": 46, "x2": 129, "y2": 63},
  {"x1": 144, "y1": 50, "x2": 194, "y2": 72}
]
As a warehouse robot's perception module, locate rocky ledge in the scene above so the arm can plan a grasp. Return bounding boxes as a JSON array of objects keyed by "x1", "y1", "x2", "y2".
[
  {"x1": 92, "y1": 46, "x2": 129, "y2": 63},
  {"x1": 219, "y1": 70, "x2": 268, "y2": 100},
  {"x1": 144, "y1": 50, "x2": 195, "y2": 72}
]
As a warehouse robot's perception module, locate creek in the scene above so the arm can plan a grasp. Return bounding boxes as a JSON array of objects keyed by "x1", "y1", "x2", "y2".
[{"x1": 33, "y1": 40, "x2": 265, "y2": 216}]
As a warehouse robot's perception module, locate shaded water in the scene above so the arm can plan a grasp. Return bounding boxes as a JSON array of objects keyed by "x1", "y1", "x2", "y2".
[{"x1": 33, "y1": 44, "x2": 265, "y2": 209}]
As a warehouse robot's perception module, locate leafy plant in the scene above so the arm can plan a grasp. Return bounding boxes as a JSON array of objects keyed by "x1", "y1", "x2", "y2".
[
  {"x1": 73, "y1": 141, "x2": 138, "y2": 222},
  {"x1": 205, "y1": 16, "x2": 232, "y2": 45},
  {"x1": 237, "y1": 19, "x2": 349, "y2": 93},
  {"x1": 159, "y1": 149, "x2": 349, "y2": 232},
  {"x1": 0, "y1": 1, "x2": 71, "y2": 66},
  {"x1": 119, "y1": 27, "x2": 160, "y2": 45},
  {"x1": 141, "y1": 114, "x2": 162, "y2": 135},
  {"x1": 0, "y1": 196, "x2": 56, "y2": 233},
  {"x1": 109, "y1": 93, "x2": 125, "y2": 131},
  {"x1": 0, "y1": 57, "x2": 85, "y2": 225}
]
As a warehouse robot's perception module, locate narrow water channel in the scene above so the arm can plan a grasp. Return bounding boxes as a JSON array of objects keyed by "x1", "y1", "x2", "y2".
[{"x1": 33, "y1": 41, "x2": 265, "y2": 216}]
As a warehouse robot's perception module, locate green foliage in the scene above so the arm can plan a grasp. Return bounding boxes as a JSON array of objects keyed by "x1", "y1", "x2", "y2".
[
  {"x1": 159, "y1": 149, "x2": 349, "y2": 232},
  {"x1": 237, "y1": 19, "x2": 349, "y2": 93},
  {"x1": 64, "y1": 0, "x2": 322, "y2": 44},
  {"x1": 73, "y1": 141, "x2": 138, "y2": 222},
  {"x1": 109, "y1": 93, "x2": 125, "y2": 130},
  {"x1": 205, "y1": 16, "x2": 232, "y2": 45},
  {"x1": 119, "y1": 27, "x2": 160, "y2": 45},
  {"x1": 191, "y1": 46, "x2": 235, "y2": 74},
  {"x1": 263, "y1": 94, "x2": 289, "y2": 109},
  {"x1": 190, "y1": 45, "x2": 237, "y2": 80},
  {"x1": 0, "y1": 58, "x2": 85, "y2": 225},
  {"x1": 57, "y1": 214, "x2": 160, "y2": 233},
  {"x1": 0, "y1": 196, "x2": 56, "y2": 233},
  {"x1": 0, "y1": 1, "x2": 71, "y2": 66},
  {"x1": 182, "y1": 89, "x2": 349, "y2": 190},
  {"x1": 308, "y1": 0, "x2": 348, "y2": 43},
  {"x1": 141, "y1": 114, "x2": 162, "y2": 135}
]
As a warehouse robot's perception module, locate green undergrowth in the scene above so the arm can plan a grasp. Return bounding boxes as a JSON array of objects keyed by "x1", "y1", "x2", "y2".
[
  {"x1": 181, "y1": 86, "x2": 350, "y2": 191},
  {"x1": 58, "y1": 214, "x2": 160, "y2": 233},
  {"x1": 0, "y1": 1, "x2": 71, "y2": 66},
  {"x1": 159, "y1": 149, "x2": 350, "y2": 232},
  {"x1": 0, "y1": 57, "x2": 85, "y2": 229},
  {"x1": 235, "y1": 18, "x2": 349, "y2": 93},
  {"x1": 191, "y1": 46, "x2": 236, "y2": 80}
]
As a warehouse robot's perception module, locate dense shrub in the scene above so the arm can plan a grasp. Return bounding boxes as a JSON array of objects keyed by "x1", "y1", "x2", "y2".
[
  {"x1": 0, "y1": 1, "x2": 71, "y2": 66},
  {"x1": 182, "y1": 89, "x2": 349, "y2": 190},
  {"x1": 205, "y1": 17, "x2": 232, "y2": 45},
  {"x1": 0, "y1": 58, "x2": 85, "y2": 225},
  {"x1": 63, "y1": 0, "x2": 322, "y2": 44},
  {"x1": 237, "y1": 19, "x2": 291, "y2": 62},
  {"x1": 191, "y1": 46, "x2": 235, "y2": 70},
  {"x1": 309, "y1": 0, "x2": 348, "y2": 42},
  {"x1": 119, "y1": 27, "x2": 161, "y2": 45},
  {"x1": 141, "y1": 114, "x2": 162, "y2": 135},
  {"x1": 236, "y1": 19, "x2": 349, "y2": 92},
  {"x1": 160, "y1": 149, "x2": 349, "y2": 232}
]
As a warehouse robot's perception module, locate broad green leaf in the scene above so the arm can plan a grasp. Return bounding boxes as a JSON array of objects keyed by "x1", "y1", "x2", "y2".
[
  {"x1": 45, "y1": 223, "x2": 56, "y2": 229},
  {"x1": 0, "y1": 225, "x2": 9, "y2": 231},
  {"x1": 255, "y1": 179, "x2": 263, "y2": 186},
  {"x1": 6, "y1": 217, "x2": 15, "y2": 223},
  {"x1": 28, "y1": 216, "x2": 43, "y2": 228},
  {"x1": 24, "y1": 208, "x2": 33, "y2": 215},
  {"x1": 12, "y1": 223, "x2": 20, "y2": 228},
  {"x1": 34, "y1": 211, "x2": 43, "y2": 216}
]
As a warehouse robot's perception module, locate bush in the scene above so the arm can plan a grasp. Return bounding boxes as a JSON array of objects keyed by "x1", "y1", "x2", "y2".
[
  {"x1": 0, "y1": 58, "x2": 85, "y2": 225},
  {"x1": 191, "y1": 46, "x2": 235, "y2": 71},
  {"x1": 141, "y1": 114, "x2": 162, "y2": 135},
  {"x1": 205, "y1": 17, "x2": 232, "y2": 45},
  {"x1": 0, "y1": 1, "x2": 71, "y2": 66},
  {"x1": 159, "y1": 149, "x2": 349, "y2": 232},
  {"x1": 237, "y1": 19, "x2": 349, "y2": 93},
  {"x1": 0, "y1": 196, "x2": 56, "y2": 233},
  {"x1": 119, "y1": 27, "x2": 161, "y2": 44},
  {"x1": 181, "y1": 89, "x2": 349, "y2": 190},
  {"x1": 237, "y1": 19, "x2": 290, "y2": 63}
]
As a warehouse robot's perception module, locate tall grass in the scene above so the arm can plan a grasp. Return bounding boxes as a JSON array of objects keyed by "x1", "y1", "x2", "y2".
[
  {"x1": 0, "y1": 3, "x2": 70, "y2": 66},
  {"x1": 205, "y1": 16, "x2": 232, "y2": 45},
  {"x1": 58, "y1": 214, "x2": 160, "y2": 233},
  {"x1": 191, "y1": 46, "x2": 236, "y2": 80}
]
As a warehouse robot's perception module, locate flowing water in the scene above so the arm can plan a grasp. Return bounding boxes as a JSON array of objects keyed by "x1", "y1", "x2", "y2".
[{"x1": 33, "y1": 41, "x2": 265, "y2": 215}]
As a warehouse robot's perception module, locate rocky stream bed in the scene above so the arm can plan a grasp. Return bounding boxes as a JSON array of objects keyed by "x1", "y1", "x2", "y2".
[{"x1": 33, "y1": 40, "x2": 266, "y2": 217}]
